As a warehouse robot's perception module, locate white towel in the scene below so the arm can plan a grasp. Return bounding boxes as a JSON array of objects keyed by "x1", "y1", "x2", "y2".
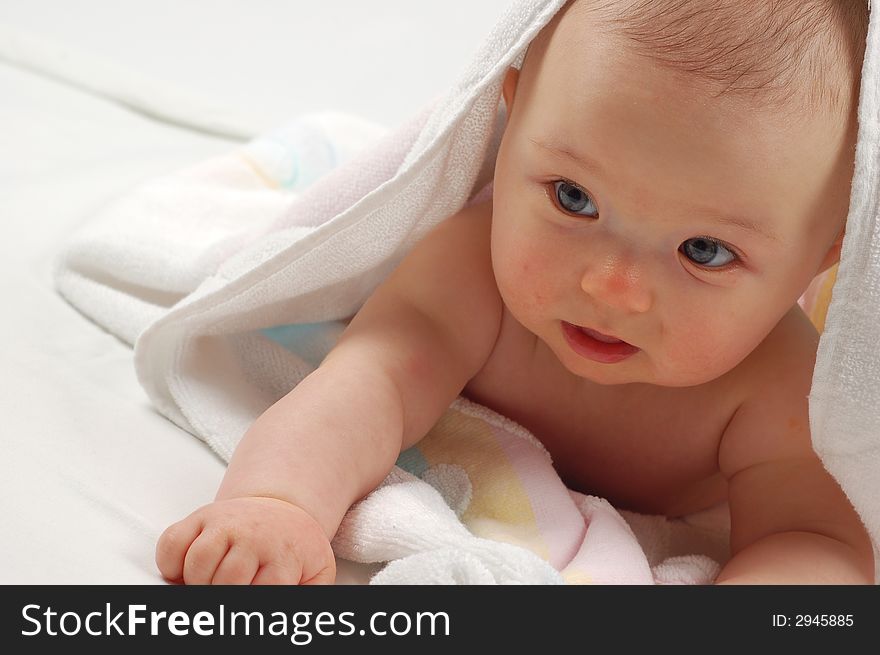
[
  {"x1": 54, "y1": 0, "x2": 880, "y2": 581},
  {"x1": 60, "y1": 0, "x2": 570, "y2": 461},
  {"x1": 809, "y1": 0, "x2": 880, "y2": 577}
]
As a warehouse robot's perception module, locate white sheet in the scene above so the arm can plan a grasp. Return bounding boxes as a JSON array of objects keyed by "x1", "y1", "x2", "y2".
[{"x1": 0, "y1": 0, "x2": 511, "y2": 584}]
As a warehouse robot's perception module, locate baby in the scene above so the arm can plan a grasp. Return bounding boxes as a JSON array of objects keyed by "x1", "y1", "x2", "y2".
[{"x1": 156, "y1": 0, "x2": 875, "y2": 584}]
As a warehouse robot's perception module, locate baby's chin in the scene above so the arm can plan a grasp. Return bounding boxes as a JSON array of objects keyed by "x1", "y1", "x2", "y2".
[
  {"x1": 546, "y1": 339, "x2": 653, "y2": 386},
  {"x1": 549, "y1": 340, "x2": 730, "y2": 388}
]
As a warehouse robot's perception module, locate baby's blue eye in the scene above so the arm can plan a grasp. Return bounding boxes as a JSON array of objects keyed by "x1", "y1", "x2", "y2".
[
  {"x1": 680, "y1": 237, "x2": 736, "y2": 268},
  {"x1": 554, "y1": 180, "x2": 598, "y2": 217}
]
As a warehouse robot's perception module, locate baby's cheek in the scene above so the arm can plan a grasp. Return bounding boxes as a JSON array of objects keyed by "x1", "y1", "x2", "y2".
[
  {"x1": 663, "y1": 321, "x2": 735, "y2": 382},
  {"x1": 519, "y1": 259, "x2": 551, "y2": 307},
  {"x1": 665, "y1": 317, "x2": 759, "y2": 385},
  {"x1": 519, "y1": 251, "x2": 561, "y2": 309},
  {"x1": 495, "y1": 250, "x2": 552, "y2": 318}
]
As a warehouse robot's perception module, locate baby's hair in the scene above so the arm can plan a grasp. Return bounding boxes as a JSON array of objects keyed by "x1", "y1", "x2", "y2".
[{"x1": 578, "y1": 0, "x2": 869, "y2": 114}]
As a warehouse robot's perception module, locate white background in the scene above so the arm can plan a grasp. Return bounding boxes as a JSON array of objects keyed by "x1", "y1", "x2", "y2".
[{"x1": 1, "y1": 0, "x2": 514, "y2": 129}]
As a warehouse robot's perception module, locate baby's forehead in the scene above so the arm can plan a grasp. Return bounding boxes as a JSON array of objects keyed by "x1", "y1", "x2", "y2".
[
  {"x1": 544, "y1": 0, "x2": 865, "y2": 115},
  {"x1": 515, "y1": 3, "x2": 859, "y2": 248}
]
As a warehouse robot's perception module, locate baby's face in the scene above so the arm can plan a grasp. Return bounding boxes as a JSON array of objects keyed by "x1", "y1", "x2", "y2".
[{"x1": 491, "y1": 12, "x2": 855, "y2": 387}]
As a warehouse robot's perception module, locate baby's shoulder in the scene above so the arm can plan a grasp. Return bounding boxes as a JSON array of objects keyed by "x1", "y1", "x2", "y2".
[
  {"x1": 718, "y1": 304, "x2": 821, "y2": 475},
  {"x1": 370, "y1": 196, "x2": 501, "y2": 362},
  {"x1": 426, "y1": 197, "x2": 493, "y2": 239},
  {"x1": 406, "y1": 197, "x2": 495, "y2": 298},
  {"x1": 736, "y1": 304, "x2": 820, "y2": 395},
  {"x1": 392, "y1": 197, "x2": 494, "y2": 279}
]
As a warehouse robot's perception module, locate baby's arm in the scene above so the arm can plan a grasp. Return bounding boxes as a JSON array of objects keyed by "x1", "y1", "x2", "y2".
[
  {"x1": 715, "y1": 309, "x2": 874, "y2": 584},
  {"x1": 155, "y1": 201, "x2": 502, "y2": 584}
]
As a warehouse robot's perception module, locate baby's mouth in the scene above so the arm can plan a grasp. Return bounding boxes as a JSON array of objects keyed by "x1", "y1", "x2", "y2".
[
  {"x1": 575, "y1": 325, "x2": 629, "y2": 345},
  {"x1": 560, "y1": 321, "x2": 640, "y2": 364}
]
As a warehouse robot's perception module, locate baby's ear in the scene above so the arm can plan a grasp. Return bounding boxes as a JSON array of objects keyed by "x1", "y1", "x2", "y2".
[
  {"x1": 502, "y1": 67, "x2": 520, "y2": 113},
  {"x1": 816, "y1": 224, "x2": 845, "y2": 274}
]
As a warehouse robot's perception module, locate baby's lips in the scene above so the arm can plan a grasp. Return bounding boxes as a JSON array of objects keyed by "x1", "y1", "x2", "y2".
[
  {"x1": 561, "y1": 321, "x2": 640, "y2": 364},
  {"x1": 568, "y1": 321, "x2": 631, "y2": 346},
  {"x1": 577, "y1": 325, "x2": 626, "y2": 344}
]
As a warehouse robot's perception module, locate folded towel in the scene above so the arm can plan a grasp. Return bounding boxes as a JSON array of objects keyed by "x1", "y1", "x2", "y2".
[
  {"x1": 54, "y1": 111, "x2": 387, "y2": 347},
  {"x1": 331, "y1": 398, "x2": 723, "y2": 584},
  {"x1": 54, "y1": 0, "x2": 880, "y2": 581}
]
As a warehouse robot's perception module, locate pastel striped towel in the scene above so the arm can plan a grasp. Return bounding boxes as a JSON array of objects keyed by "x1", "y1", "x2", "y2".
[{"x1": 331, "y1": 397, "x2": 724, "y2": 585}]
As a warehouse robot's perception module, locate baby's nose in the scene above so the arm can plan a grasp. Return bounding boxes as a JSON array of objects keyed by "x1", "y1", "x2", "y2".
[{"x1": 580, "y1": 253, "x2": 653, "y2": 314}]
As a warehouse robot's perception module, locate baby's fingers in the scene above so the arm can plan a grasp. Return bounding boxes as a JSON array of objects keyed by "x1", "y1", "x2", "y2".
[
  {"x1": 251, "y1": 560, "x2": 304, "y2": 585},
  {"x1": 182, "y1": 528, "x2": 231, "y2": 585},
  {"x1": 211, "y1": 545, "x2": 260, "y2": 585},
  {"x1": 156, "y1": 518, "x2": 203, "y2": 583},
  {"x1": 302, "y1": 561, "x2": 336, "y2": 586}
]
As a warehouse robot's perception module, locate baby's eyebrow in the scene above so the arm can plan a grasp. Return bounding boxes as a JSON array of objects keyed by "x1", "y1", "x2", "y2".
[
  {"x1": 696, "y1": 209, "x2": 780, "y2": 242},
  {"x1": 529, "y1": 137, "x2": 606, "y2": 178},
  {"x1": 528, "y1": 136, "x2": 779, "y2": 243}
]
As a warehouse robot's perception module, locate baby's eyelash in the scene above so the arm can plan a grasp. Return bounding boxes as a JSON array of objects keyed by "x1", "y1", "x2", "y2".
[
  {"x1": 545, "y1": 178, "x2": 598, "y2": 215},
  {"x1": 680, "y1": 236, "x2": 743, "y2": 272}
]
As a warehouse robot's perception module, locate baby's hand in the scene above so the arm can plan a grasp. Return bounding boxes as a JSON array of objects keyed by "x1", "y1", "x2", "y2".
[{"x1": 155, "y1": 497, "x2": 336, "y2": 585}]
